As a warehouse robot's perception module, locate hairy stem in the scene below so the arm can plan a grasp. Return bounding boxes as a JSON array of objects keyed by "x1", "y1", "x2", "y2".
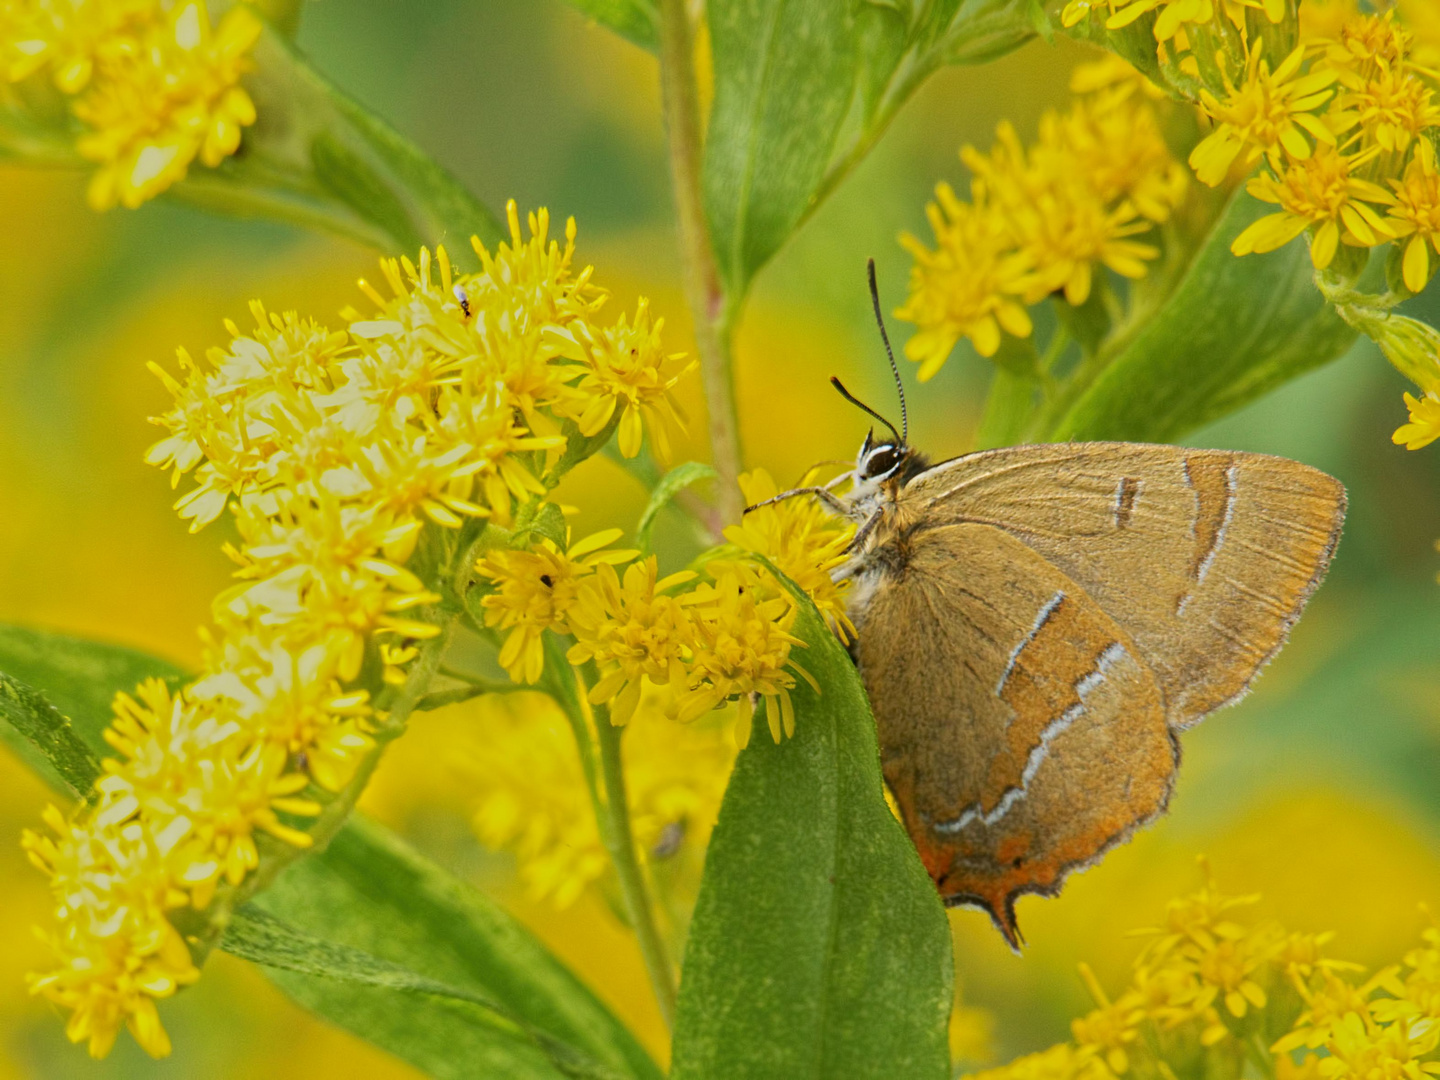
[
  {"x1": 593, "y1": 703, "x2": 679, "y2": 1027},
  {"x1": 658, "y1": 0, "x2": 741, "y2": 529}
]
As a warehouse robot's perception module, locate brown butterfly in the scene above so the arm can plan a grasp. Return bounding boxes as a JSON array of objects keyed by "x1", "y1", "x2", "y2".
[{"x1": 757, "y1": 264, "x2": 1346, "y2": 948}]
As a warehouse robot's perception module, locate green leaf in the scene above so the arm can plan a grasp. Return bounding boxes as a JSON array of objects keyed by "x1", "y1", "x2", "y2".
[
  {"x1": 0, "y1": 624, "x2": 185, "y2": 794},
  {"x1": 224, "y1": 907, "x2": 629, "y2": 1080},
  {"x1": 310, "y1": 130, "x2": 424, "y2": 256},
  {"x1": 0, "y1": 625, "x2": 185, "y2": 746},
  {"x1": 976, "y1": 368, "x2": 1039, "y2": 450},
  {"x1": 560, "y1": 0, "x2": 660, "y2": 52},
  {"x1": 251, "y1": 816, "x2": 664, "y2": 1080},
  {"x1": 635, "y1": 461, "x2": 716, "y2": 552},
  {"x1": 703, "y1": 0, "x2": 1037, "y2": 294},
  {"x1": 0, "y1": 672, "x2": 101, "y2": 799},
  {"x1": 670, "y1": 575, "x2": 952, "y2": 1079},
  {"x1": 1044, "y1": 191, "x2": 1368, "y2": 443},
  {"x1": 704, "y1": 0, "x2": 862, "y2": 292},
  {"x1": 547, "y1": 415, "x2": 622, "y2": 484},
  {"x1": 513, "y1": 501, "x2": 571, "y2": 550}
]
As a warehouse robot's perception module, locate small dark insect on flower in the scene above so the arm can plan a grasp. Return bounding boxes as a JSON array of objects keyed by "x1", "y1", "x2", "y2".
[
  {"x1": 540, "y1": 574, "x2": 554, "y2": 587},
  {"x1": 652, "y1": 820, "x2": 685, "y2": 859},
  {"x1": 294, "y1": 751, "x2": 309, "y2": 773},
  {"x1": 453, "y1": 283, "x2": 472, "y2": 319}
]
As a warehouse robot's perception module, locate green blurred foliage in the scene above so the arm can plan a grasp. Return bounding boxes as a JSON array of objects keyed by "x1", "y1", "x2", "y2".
[{"x1": 4, "y1": 1, "x2": 1440, "y2": 1077}]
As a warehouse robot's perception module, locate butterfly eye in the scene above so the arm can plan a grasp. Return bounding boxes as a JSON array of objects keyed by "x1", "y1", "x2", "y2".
[{"x1": 864, "y1": 445, "x2": 902, "y2": 479}]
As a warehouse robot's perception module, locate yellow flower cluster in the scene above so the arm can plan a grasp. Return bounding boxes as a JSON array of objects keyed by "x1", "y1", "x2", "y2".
[
  {"x1": 966, "y1": 869, "x2": 1440, "y2": 1080},
  {"x1": 22, "y1": 204, "x2": 689, "y2": 1059},
  {"x1": 1169, "y1": 6, "x2": 1440, "y2": 449},
  {"x1": 1061, "y1": 0, "x2": 1289, "y2": 70},
  {"x1": 897, "y1": 58, "x2": 1188, "y2": 379},
  {"x1": 2, "y1": 0, "x2": 261, "y2": 208},
  {"x1": 464, "y1": 690, "x2": 735, "y2": 909},
  {"x1": 473, "y1": 468, "x2": 852, "y2": 747},
  {"x1": 462, "y1": 467, "x2": 856, "y2": 907}
]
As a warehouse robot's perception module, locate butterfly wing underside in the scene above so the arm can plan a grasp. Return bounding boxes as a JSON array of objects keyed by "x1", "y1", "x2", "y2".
[
  {"x1": 855, "y1": 520, "x2": 1177, "y2": 947},
  {"x1": 900, "y1": 443, "x2": 1346, "y2": 729}
]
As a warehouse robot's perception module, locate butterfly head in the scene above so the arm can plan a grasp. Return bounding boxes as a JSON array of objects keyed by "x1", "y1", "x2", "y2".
[{"x1": 856, "y1": 428, "x2": 906, "y2": 483}]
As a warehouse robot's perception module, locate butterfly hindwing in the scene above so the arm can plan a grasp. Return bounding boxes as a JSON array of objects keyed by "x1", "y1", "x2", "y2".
[
  {"x1": 899, "y1": 443, "x2": 1345, "y2": 729},
  {"x1": 854, "y1": 520, "x2": 1176, "y2": 947}
]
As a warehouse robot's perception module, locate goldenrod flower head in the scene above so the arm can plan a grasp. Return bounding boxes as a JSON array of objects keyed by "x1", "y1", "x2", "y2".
[
  {"x1": 1232, "y1": 143, "x2": 1396, "y2": 269},
  {"x1": 1316, "y1": 1012, "x2": 1440, "y2": 1080},
  {"x1": 188, "y1": 639, "x2": 373, "y2": 788},
  {"x1": 901, "y1": 80, "x2": 1182, "y2": 377},
  {"x1": 964, "y1": 868, "x2": 1440, "y2": 1080},
  {"x1": 23, "y1": 804, "x2": 199, "y2": 1058},
  {"x1": 1324, "y1": 11, "x2": 1414, "y2": 74},
  {"x1": 724, "y1": 467, "x2": 856, "y2": 642},
  {"x1": 674, "y1": 567, "x2": 815, "y2": 746},
  {"x1": 897, "y1": 180, "x2": 1034, "y2": 376},
  {"x1": 1071, "y1": 965, "x2": 1144, "y2": 1074},
  {"x1": 1333, "y1": 60, "x2": 1440, "y2": 154},
  {"x1": 73, "y1": 2, "x2": 260, "y2": 209},
  {"x1": 549, "y1": 298, "x2": 694, "y2": 459},
  {"x1": 567, "y1": 557, "x2": 697, "y2": 725},
  {"x1": 1394, "y1": 389, "x2": 1440, "y2": 449},
  {"x1": 1301, "y1": 0, "x2": 1360, "y2": 45},
  {"x1": 470, "y1": 201, "x2": 606, "y2": 331},
  {"x1": 1276, "y1": 969, "x2": 1387, "y2": 1051},
  {"x1": 464, "y1": 690, "x2": 734, "y2": 908},
  {"x1": 1387, "y1": 140, "x2": 1440, "y2": 292},
  {"x1": 1190, "y1": 43, "x2": 1340, "y2": 187},
  {"x1": 475, "y1": 526, "x2": 638, "y2": 684},
  {"x1": 1009, "y1": 184, "x2": 1160, "y2": 305},
  {"x1": 1048, "y1": 92, "x2": 1189, "y2": 222},
  {"x1": 2, "y1": 0, "x2": 154, "y2": 89}
]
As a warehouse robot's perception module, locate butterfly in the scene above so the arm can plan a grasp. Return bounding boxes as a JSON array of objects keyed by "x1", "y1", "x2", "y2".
[{"x1": 758, "y1": 263, "x2": 1346, "y2": 948}]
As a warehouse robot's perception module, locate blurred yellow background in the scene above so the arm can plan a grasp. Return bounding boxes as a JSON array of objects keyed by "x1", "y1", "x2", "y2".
[{"x1": 5, "y1": 2, "x2": 1440, "y2": 1076}]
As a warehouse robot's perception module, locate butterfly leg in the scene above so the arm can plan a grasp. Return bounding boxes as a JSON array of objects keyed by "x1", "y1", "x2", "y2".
[{"x1": 744, "y1": 485, "x2": 853, "y2": 518}]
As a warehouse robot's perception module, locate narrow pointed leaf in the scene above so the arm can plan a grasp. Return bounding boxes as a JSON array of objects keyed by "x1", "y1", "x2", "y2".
[
  {"x1": 0, "y1": 672, "x2": 101, "y2": 798},
  {"x1": 635, "y1": 461, "x2": 716, "y2": 552},
  {"x1": 670, "y1": 573, "x2": 952, "y2": 1078},
  {"x1": 560, "y1": 0, "x2": 660, "y2": 51},
  {"x1": 253, "y1": 817, "x2": 664, "y2": 1080},
  {"x1": 703, "y1": 0, "x2": 1038, "y2": 293},
  {"x1": 224, "y1": 906, "x2": 630, "y2": 1080},
  {"x1": 0, "y1": 624, "x2": 183, "y2": 795}
]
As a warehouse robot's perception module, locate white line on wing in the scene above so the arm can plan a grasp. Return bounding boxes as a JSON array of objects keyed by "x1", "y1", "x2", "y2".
[
  {"x1": 995, "y1": 590, "x2": 1065, "y2": 696},
  {"x1": 935, "y1": 642, "x2": 1130, "y2": 835}
]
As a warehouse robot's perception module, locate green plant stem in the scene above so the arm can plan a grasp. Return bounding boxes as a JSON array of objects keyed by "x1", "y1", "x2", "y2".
[
  {"x1": 594, "y1": 706, "x2": 679, "y2": 1028},
  {"x1": 658, "y1": 0, "x2": 741, "y2": 531},
  {"x1": 542, "y1": 636, "x2": 605, "y2": 823},
  {"x1": 1246, "y1": 1031, "x2": 1278, "y2": 1080},
  {"x1": 543, "y1": 646, "x2": 677, "y2": 1025}
]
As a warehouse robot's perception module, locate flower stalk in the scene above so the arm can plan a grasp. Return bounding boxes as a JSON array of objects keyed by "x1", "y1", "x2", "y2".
[
  {"x1": 594, "y1": 704, "x2": 679, "y2": 1028},
  {"x1": 658, "y1": 0, "x2": 741, "y2": 530}
]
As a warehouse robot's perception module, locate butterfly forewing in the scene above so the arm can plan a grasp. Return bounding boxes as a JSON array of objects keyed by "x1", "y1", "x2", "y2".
[
  {"x1": 855, "y1": 521, "x2": 1177, "y2": 947},
  {"x1": 898, "y1": 443, "x2": 1346, "y2": 729}
]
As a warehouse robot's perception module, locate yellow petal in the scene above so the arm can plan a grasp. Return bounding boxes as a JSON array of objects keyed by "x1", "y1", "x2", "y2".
[{"x1": 1405, "y1": 237, "x2": 1431, "y2": 294}]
